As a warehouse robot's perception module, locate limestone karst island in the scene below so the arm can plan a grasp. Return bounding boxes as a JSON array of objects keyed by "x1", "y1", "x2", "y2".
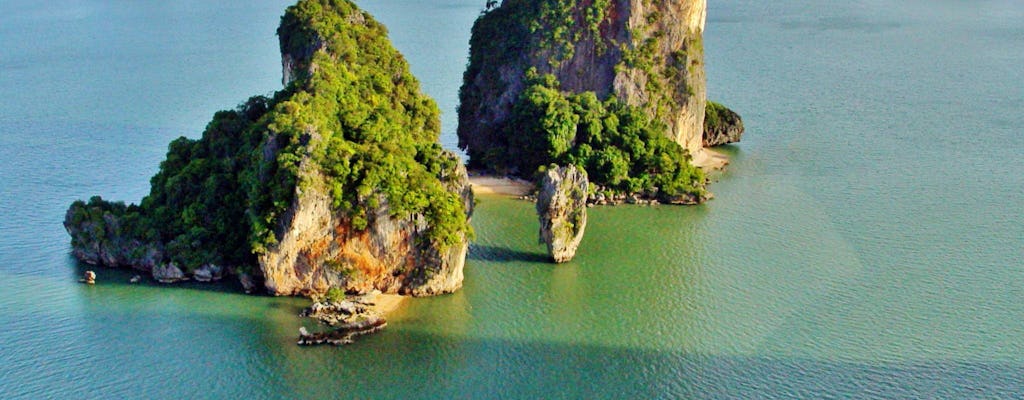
[{"x1": 63, "y1": 0, "x2": 741, "y2": 344}]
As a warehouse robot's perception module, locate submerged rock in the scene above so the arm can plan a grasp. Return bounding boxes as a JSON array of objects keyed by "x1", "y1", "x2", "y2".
[
  {"x1": 537, "y1": 165, "x2": 588, "y2": 263},
  {"x1": 297, "y1": 316, "x2": 387, "y2": 346}
]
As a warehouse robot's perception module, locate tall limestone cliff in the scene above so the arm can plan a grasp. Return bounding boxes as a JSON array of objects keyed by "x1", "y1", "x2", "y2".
[
  {"x1": 64, "y1": 0, "x2": 472, "y2": 297},
  {"x1": 459, "y1": 0, "x2": 710, "y2": 170}
]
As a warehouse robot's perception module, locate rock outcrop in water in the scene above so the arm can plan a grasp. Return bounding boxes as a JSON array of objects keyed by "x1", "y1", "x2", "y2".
[
  {"x1": 63, "y1": 0, "x2": 472, "y2": 298},
  {"x1": 297, "y1": 295, "x2": 388, "y2": 345},
  {"x1": 537, "y1": 165, "x2": 588, "y2": 263},
  {"x1": 703, "y1": 101, "x2": 744, "y2": 147},
  {"x1": 459, "y1": 0, "x2": 715, "y2": 166}
]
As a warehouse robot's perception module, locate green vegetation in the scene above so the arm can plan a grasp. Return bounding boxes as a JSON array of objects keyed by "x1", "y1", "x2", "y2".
[
  {"x1": 325, "y1": 287, "x2": 346, "y2": 303},
  {"x1": 705, "y1": 100, "x2": 728, "y2": 132},
  {"x1": 528, "y1": 0, "x2": 612, "y2": 63},
  {"x1": 255, "y1": 0, "x2": 468, "y2": 251},
  {"x1": 618, "y1": 8, "x2": 703, "y2": 125},
  {"x1": 460, "y1": 0, "x2": 706, "y2": 201},
  {"x1": 67, "y1": 196, "x2": 152, "y2": 246},
  {"x1": 464, "y1": 0, "x2": 614, "y2": 82},
  {"x1": 67, "y1": 0, "x2": 471, "y2": 273},
  {"x1": 506, "y1": 73, "x2": 705, "y2": 199}
]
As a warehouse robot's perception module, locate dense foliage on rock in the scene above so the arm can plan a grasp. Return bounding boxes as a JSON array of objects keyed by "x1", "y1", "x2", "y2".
[
  {"x1": 458, "y1": 0, "x2": 717, "y2": 201},
  {"x1": 65, "y1": 0, "x2": 472, "y2": 294},
  {"x1": 505, "y1": 73, "x2": 705, "y2": 200}
]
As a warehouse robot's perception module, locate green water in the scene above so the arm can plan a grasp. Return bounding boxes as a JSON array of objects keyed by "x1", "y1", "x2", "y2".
[{"x1": 1, "y1": 0, "x2": 1023, "y2": 398}]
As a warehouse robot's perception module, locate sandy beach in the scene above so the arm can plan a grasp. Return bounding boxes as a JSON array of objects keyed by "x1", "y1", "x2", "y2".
[
  {"x1": 692, "y1": 147, "x2": 730, "y2": 170},
  {"x1": 469, "y1": 175, "x2": 533, "y2": 196},
  {"x1": 365, "y1": 293, "x2": 407, "y2": 315}
]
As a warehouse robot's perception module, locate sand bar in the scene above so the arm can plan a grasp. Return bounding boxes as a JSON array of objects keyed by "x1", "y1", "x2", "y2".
[
  {"x1": 692, "y1": 147, "x2": 730, "y2": 170},
  {"x1": 469, "y1": 175, "x2": 533, "y2": 196},
  {"x1": 365, "y1": 293, "x2": 406, "y2": 315}
]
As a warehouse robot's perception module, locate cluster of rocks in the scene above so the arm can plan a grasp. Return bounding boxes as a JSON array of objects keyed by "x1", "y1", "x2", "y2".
[
  {"x1": 297, "y1": 295, "x2": 387, "y2": 346},
  {"x1": 587, "y1": 191, "x2": 661, "y2": 207},
  {"x1": 63, "y1": 206, "x2": 240, "y2": 285},
  {"x1": 523, "y1": 189, "x2": 707, "y2": 207}
]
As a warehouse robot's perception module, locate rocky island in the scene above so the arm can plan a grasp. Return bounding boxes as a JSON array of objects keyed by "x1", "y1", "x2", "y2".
[
  {"x1": 460, "y1": 0, "x2": 743, "y2": 190},
  {"x1": 64, "y1": 0, "x2": 473, "y2": 304},
  {"x1": 459, "y1": 0, "x2": 744, "y2": 259}
]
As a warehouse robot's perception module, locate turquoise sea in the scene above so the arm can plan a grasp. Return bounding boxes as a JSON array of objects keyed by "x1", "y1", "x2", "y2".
[{"x1": 1, "y1": 0, "x2": 1022, "y2": 398}]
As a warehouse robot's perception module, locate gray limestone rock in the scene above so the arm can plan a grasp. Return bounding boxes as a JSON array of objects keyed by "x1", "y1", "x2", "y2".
[
  {"x1": 153, "y1": 263, "x2": 186, "y2": 284},
  {"x1": 537, "y1": 165, "x2": 588, "y2": 263}
]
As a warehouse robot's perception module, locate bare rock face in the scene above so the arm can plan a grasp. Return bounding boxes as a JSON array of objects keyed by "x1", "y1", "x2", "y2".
[
  {"x1": 703, "y1": 101, "x2": 745, "y2": 147},
  {"x1": 537, "y1": 165, "x2": 588, "y2": 263},
  {"x1": 459, "y1": 0, "x2": 709, "y2": 167},
  {"x1": 259, "y1": 156, "x2": 473, "y2": 297}
]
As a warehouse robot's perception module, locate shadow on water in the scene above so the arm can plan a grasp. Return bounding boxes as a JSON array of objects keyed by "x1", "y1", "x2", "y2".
[
  {"x1": 266, "y1": 330, "x2": 1024, "y2": 400},
  {"x1": 468, "y1": 244, "x2": 549, "y2": 264},
  {"x1": 69, "y1": 255, "x2": 254, "y2": 297},
  {"x1": 16, "y1": 261, "x2": 1024, "y2": 399}
]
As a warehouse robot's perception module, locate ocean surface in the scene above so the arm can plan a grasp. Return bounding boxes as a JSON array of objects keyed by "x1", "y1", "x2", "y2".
[{"x1": 1, "y1": 0, "x2": 1022, "y2": 398}]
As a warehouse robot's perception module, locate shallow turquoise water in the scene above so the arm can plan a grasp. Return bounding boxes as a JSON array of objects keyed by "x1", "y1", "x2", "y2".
[{"x1": 1, "y1": 0, "x2": 1022, "y2": 398}]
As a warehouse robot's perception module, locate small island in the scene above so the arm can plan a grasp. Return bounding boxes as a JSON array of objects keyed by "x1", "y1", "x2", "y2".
[{"x1": 64, "y1": 0, "x2": 473, "y2": 306}]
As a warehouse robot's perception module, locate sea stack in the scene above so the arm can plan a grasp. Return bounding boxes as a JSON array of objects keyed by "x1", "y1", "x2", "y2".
[{"x1": 537, "y1": 165, "x2": 588, "y2": 263}]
